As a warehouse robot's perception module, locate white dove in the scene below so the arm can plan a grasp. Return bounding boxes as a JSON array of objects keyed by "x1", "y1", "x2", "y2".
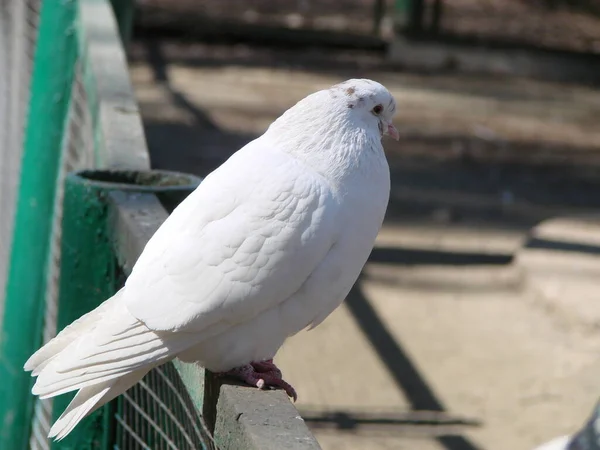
[{"x1": 25, "y1": 78, "x2": 398, "y2": 440}]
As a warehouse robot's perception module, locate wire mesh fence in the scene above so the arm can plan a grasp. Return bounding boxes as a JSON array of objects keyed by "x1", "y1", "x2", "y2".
[
  {"x1": 0, "y1": 0, "x2": 41, "y2": 324},
  {"x1": 29, "y1": 57, "x2": 97, "y2": 450},
  {"x1": 115, "y1": 363, "x2": 213, "y2": 450},
  {"x1": 0, "y1": 0, "x2": 214, "y2": 448}
]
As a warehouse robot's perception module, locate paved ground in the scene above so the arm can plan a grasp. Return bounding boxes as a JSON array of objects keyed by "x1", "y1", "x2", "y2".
[{"x1": 128, "y1": 40, "x2": 600, "y2": 450}]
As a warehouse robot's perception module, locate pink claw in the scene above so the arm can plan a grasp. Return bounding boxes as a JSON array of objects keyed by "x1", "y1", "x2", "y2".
[{"x1": 217, "y1": 359, "x2": 297, "y2": 401}]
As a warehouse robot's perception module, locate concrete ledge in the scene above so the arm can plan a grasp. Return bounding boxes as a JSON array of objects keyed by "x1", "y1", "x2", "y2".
[
  {"x1": 77, "y1": 0, "x2": 150, "y2": 170},
  {"x1": 205, "y1": 373, "x2": 321, "y2": 450},
  {"x1": 108, "y1": 189, "x2": 321, "y2": 450},
  {"x1": 516, "y1": 216, "x2": 600, "y2": 330}
]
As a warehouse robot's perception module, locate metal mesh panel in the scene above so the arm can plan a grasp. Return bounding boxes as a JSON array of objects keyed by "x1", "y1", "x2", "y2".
[
  {"x1": 0, "y1": 0, "x2": 41, "y2": 322},
  {"x1": 115, "y1": 363, "x2": 213, "y2": 450},
  {"x1": 29, "y1": 58, "x2": 97, "y2": 450},
  {"x1": 23, "y1": 4, "x2": 213, "y2": 448}
]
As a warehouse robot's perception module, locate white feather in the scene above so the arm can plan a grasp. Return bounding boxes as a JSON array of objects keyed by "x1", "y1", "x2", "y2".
[
  {"x1": 25, "y1": 291, "x2": 123, "y2": 376},
  {"x1": 49, "y1": 368, "x2": 150, "y2": 440},
  {"x1": 31, "y1": 302, "x2": 187, "y2": 399}
]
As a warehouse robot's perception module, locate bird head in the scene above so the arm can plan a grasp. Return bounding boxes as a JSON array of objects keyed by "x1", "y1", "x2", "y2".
[
  {"x1": 264, "y1": 78, "x2": 397, "y2": 180},
  {"x1": 330, "y1": 79, "x2": 399, "y2": 141}
]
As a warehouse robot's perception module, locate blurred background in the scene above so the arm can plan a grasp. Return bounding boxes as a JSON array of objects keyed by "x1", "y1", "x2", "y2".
[
  {"x1": 1, "y1": 1, "x2": 599, "y2": 449},
  {"x1": 126, "y1": 1, "x2": 600, "y2": 449}
]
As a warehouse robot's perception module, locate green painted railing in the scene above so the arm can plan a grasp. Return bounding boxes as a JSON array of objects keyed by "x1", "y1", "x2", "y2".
[{"x1": 0, "y1": 1, "x2": 78, "y2": 447}]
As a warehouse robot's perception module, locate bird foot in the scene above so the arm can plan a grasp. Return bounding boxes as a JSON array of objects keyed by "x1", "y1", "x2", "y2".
[{"x1": 217, "y1": 359, "x2": 297, "y2": 401}]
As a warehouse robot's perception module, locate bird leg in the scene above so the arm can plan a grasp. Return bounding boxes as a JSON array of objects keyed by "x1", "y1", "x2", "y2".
[{"x1": 217, "y1": 359, "x2": 297, "y2": 401}]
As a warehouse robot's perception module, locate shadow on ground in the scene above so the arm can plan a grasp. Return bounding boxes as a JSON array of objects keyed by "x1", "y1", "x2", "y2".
[{"x1": 132, "y1": 38, "x2": 600, "y2": 450}]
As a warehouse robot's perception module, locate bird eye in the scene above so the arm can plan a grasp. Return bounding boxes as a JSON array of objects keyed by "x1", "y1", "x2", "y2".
[{"x1": 372, "y1": 104, "x2": 383, "y2": 115}]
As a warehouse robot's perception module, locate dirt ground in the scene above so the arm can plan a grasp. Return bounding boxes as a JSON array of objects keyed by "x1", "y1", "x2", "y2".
[{"x1": 128, "y1": 40, "x2": 600, "y2": 450}]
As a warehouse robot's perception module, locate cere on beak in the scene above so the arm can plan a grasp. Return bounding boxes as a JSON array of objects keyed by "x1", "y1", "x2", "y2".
[{"x1": 386, "y1": 122, "x2": 400, "y2": 141}]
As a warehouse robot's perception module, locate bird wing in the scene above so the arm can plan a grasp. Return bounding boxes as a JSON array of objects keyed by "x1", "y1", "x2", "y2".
[{"x1": 124, "y1": 142, "x2": 339, "y2": 333}]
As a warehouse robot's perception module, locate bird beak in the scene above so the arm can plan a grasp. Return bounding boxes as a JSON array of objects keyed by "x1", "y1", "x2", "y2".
[{"x1": 385, "y1": 122, "x2": 399, "y2": 141}]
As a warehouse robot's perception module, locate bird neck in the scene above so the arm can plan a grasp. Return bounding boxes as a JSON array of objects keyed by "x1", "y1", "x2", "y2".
[{"x1": 264, "y1": 104, "x2": 384, "y2": 185}]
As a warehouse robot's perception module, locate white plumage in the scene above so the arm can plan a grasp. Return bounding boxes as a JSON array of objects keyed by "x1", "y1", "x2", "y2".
[{"x1": 25, "y1": 78, "x2": 398, "y2": 439}]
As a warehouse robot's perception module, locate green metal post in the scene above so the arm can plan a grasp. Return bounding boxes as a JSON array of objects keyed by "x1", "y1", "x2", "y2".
[
  {"x1": 0, "y1": 1, "x2": 77, "y2": 448},
  {"x1": 51, "y1": 173, "x2": 122, "y2": 450},
  {"x1": 109, "y1": 0, "x2": 135, "y2": 45},
  {"x1": 431, "y1": 0, "x2": 443, "y2": 34},
  {"x1": 373, "y1": 0, "x2": 386, "y2": 35},
  {"x1": 394, "y1": 0, "x2": 411, "y2": 29},
  {"x1": 394, "y1": 0, "x2": 425, "y2": 33}
]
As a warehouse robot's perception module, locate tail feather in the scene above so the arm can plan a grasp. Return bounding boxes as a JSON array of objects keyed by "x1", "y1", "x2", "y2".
[
  {"x1": 26, "y1": 291, "x2": 192, "y2": 440},
  {"x1": 32, "y1": 321, "x2": 190, "y2": 398},
  {"x1": 49, "y1": 367, "x2": 150, "y2": 441},
  {"x1": 49, "y1": 383, "x2": 111, "y2": 441},
  {"x1": 33, "y1": 342, "x2": 179, "y2": 399},
  {"x1": 25, "y1": 291, "x2": 123, "y2": 375}
]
